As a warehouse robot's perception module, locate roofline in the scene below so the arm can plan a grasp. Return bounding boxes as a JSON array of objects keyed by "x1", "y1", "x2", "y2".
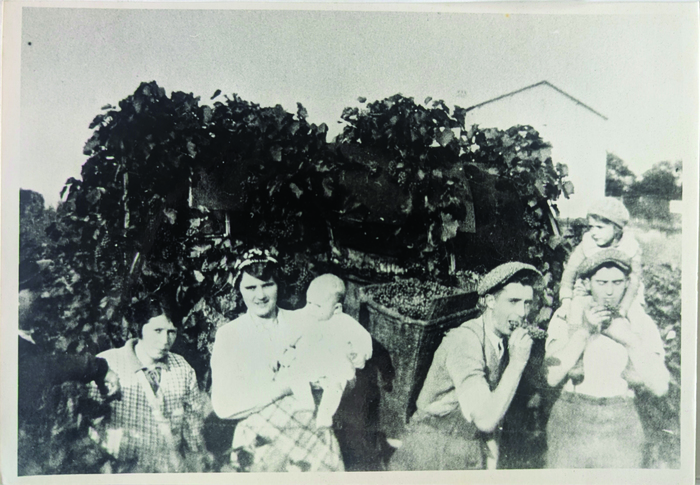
[{"x1": 464, "y1": 80, "x2": 608, "y2": 121}]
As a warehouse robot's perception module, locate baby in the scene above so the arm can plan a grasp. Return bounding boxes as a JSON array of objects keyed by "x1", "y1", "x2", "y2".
[
  {"x1": 560, "y1": 198, "x2": 643, "y2": 382},
  {"x1": 288, "y1": 274, "x2": 373, "y2": 428}
]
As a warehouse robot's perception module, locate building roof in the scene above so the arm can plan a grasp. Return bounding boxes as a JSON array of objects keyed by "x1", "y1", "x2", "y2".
[{"x1": 465, "y1": 80, "x2": 608, "y2": 121}]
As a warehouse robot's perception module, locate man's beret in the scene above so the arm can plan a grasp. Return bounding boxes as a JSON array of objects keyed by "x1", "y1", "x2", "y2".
[
  {"x1": 577, "y1": 249, "x2": 632, "y2": 279},
  {"x1": 477, "y1": 262, "x2": 542, "y2": 296}
]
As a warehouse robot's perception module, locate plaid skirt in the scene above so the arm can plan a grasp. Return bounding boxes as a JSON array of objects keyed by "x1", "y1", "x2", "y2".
[{"x1": 232, "y1": 394, "x2": 344, "y2": 472}]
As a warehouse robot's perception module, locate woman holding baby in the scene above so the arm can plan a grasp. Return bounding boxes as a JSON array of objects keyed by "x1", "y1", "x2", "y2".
[{"x1": 209, "y1": 248, "x2": 344, "y2": 472}]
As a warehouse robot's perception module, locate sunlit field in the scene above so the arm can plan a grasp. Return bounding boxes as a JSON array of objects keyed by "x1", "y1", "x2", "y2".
[{"x1": 628, "y1": 217, "x2": 682, "y2": 269}]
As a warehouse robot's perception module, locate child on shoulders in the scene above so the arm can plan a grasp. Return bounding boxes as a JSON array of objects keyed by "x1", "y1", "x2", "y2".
[{"x1": 560, "y1": 197, "x2": 643, "y2": 318}]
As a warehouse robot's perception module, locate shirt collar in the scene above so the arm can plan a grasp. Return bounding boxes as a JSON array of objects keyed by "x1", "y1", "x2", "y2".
[
  {"x1": 486, "y1": 329, "x2": 505, "y2": 360},
  {"x1": 482, "y1": 316, "x2": 506, "y2": 360},
  {"x1": 124, "y1": 339, "x2": 171, "y2": 373}
]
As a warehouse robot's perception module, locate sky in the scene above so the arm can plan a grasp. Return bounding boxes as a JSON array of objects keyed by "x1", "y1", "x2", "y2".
[{"x1": 17, "y1": 5, "x2": 699, "y2": 205}]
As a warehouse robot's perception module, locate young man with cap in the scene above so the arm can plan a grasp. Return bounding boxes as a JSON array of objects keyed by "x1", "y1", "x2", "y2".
[
  {"x1": 544, "y1": 249, "x2": 669, "y2": 468},
  {"x1": 388, "y1": 262, "x2": 541, "y2": 470}
]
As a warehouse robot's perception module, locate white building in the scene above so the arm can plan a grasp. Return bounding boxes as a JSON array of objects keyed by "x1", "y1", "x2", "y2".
[{"x1": 463, "y1": 81, "x2": 609, "y2": 220}]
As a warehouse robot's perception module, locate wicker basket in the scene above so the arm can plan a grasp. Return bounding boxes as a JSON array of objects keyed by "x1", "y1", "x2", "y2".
[{"x1": 359, "y1": 283, "x2": 479, "y2": 439}]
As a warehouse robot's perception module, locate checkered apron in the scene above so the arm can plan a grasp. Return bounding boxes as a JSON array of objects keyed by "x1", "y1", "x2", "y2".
[{"x1": 232, "y1": 394, "x2": 344, "y2": 472}]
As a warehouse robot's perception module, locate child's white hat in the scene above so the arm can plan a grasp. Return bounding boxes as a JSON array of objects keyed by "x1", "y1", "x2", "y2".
[{"x1": 587, "y1": 197, "x2": 630, "y2": 228}]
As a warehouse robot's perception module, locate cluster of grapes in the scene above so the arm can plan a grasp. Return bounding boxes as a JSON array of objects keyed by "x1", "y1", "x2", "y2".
[
  {"x1": 600, "y1": 302, "x2": 622, "y2": 330},
  {"x1": 509, "y1": 320, "x2": 548, "y2": 340},
  {"x1": 368, "y1": 280, "x2": 459, "y2": 320}
]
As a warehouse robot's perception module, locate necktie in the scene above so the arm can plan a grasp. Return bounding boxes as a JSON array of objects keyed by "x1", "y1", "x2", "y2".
[
  {"x1": 144, "y1": 366, "x2": 162, "y2": 394},
  {"x1": 499, "y1": 337, "x2": 510, "y2": 372}
]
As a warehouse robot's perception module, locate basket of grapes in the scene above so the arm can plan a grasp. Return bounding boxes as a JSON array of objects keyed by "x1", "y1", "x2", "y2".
[{"x1": 359, "y1": 279, "x2": 479, "y2": 438}]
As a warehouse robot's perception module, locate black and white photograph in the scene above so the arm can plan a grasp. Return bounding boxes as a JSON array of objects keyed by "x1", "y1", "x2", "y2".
[{"x1": 2, "y1": 2, "x2": 698, "y2": 484}]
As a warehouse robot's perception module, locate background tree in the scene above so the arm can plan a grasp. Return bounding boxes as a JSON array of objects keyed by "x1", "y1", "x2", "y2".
[
  {"x1": 605, "y1": 152, "x2": 636, "y2": 197},
  {"x1": 624, "y1": 160, "x2": 682, "y2": 223},
  {"x1": 629, "y1": 160, "x2": 682, "y2": 200}
]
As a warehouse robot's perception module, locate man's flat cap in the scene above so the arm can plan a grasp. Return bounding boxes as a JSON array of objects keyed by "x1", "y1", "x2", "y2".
[
  {"x1": 477, "y1": 262, "x2": 542, "y2": 296},
  {"x1": 577, "y1": 249, "x2": 632, "y2": 279}
]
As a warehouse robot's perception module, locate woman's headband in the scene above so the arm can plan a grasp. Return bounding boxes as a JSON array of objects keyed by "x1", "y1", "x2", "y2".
[{"x1": 232, "y1": 248, "x2": 278, "y2": 283}]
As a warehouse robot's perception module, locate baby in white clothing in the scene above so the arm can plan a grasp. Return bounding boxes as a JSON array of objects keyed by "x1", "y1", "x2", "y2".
[{"x1": 289, "y1": 274, "x2": 373, "y2": 428}]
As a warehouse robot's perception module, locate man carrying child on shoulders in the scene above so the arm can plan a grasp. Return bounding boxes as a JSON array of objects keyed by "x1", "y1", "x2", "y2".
[{"x1": 544, "y1": 249, "x2": 669, "y2": 468}]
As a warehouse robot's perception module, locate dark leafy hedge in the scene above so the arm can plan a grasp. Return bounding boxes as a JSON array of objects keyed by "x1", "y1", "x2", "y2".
[{"x1": 638, "y1": 263, "x2": 681, "y2": 468}]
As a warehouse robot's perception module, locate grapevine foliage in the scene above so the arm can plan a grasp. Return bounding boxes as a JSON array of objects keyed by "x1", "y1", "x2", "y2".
[
  {"x1": 337, "y1": 95, "x2": 573, "y2": 326},
  {"x1": 336, "y1": 95, "x2": 475, "y2": 266},
  {"x1": 30, "y1": 82, "x2": 334, "y2": 372}
]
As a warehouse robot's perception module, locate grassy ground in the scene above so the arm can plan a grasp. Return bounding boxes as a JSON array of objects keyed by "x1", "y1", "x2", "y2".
[{"x1": 628, "y1": 217, "x2": 682, "y2": 268}]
